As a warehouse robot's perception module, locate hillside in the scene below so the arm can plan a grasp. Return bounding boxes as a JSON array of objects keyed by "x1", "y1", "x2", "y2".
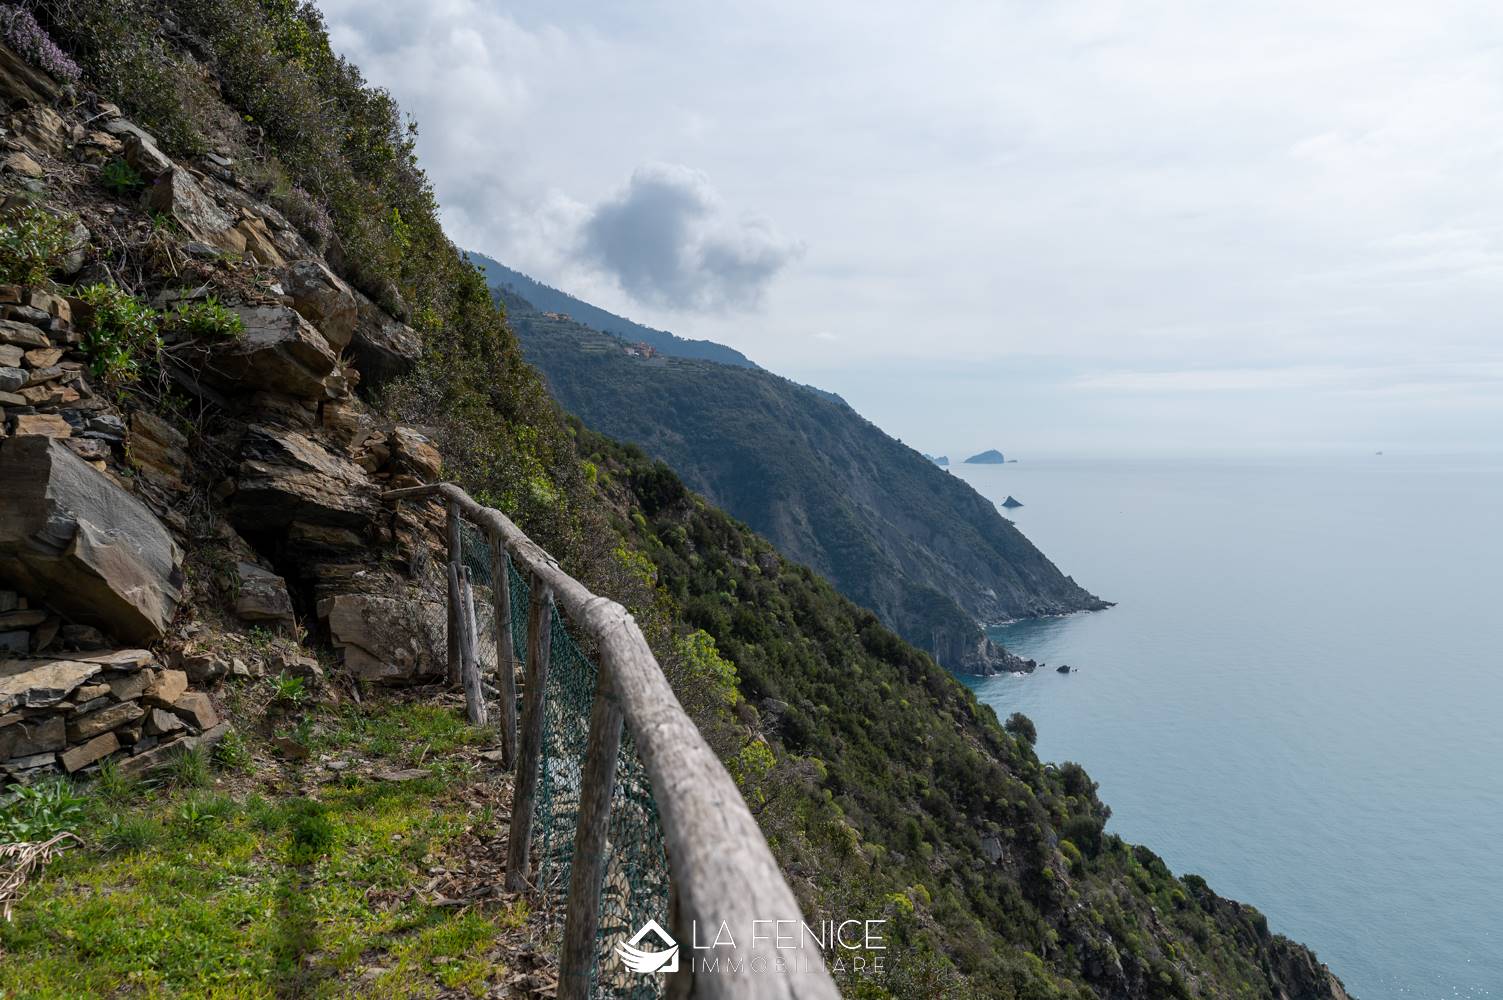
[
  {"x1": 469, "y1": 252, "x2": 758, "y2": 368},
  {"x1": 500, "y1": 289, "x2": 1108, "y2": 674},
  {"x1": 584, "y1": 428, "x2": 1350, "y2": 1000},
  {"x1": 0, "y1": 4, "x2": 1345, "y2": 998}
]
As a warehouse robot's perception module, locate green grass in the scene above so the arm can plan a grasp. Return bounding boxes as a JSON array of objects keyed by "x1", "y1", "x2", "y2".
[{"x1": 0, "y1": 701, "x2": 523, "y2": 999}]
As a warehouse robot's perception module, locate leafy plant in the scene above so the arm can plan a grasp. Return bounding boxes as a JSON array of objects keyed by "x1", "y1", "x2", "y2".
[
  {"x1": 267, "y1": 672, "x2": 307, "y2": 706},
  {"x1": 98, "y1": 157, "x2": 144, "y2": 196},
  {"x1": 211, "y1": 729, "x2": 253, "y2": 773},
  {"x1": 164, "y1": 296, "x2": 243, "y2": 341},
  {"x1": 0, "y1": 779, "x2": 85, "y2": 842},
  {"x1": 177, "y1": 793, "x2": 235, "y2": 838},
  {"x1": 78, "y1": 283, "x2": 162, "y2": 388},
  {"x1": 0, "y1": 205, "x2": 73, "y2": 285}
]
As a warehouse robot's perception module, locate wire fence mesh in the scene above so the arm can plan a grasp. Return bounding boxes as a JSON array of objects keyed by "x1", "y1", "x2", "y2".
[{"x1": 455, "y1": 522, "x2": 671, "y2": 998}]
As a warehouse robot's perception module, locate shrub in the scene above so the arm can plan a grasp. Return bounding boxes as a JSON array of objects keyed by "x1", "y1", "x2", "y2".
[
  {"x1": 98, "y1": 157, "x2": 144, "y2": 196},
  {"x1": 1004, "y1": 712, "x2": 1037, "y2": 747},
  {"x1": 0, "y1": 204, "x2": 73, "y2": 285},
  {"x1": 0, "y1": 778, "x2": 85, "y2": 842},
  {"x1": 78, "y1": 283, "x2": 161, "y2": 388},
  {"x1": 0, "y1": 4, "x2": 80, "y2": 82},
  {"x1": 165, "y1": 296, "x2": 243, "y2": 340}
]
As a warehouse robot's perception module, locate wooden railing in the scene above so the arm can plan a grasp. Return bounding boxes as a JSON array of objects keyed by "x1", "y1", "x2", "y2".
[{"x1": 384, "y1": 483, "x2": 840, "y2": 1000}]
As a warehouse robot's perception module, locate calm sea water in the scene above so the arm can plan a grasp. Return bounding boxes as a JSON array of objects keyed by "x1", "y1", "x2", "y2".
[{"x1": 951, "y1": 454, "x2": 1503, "y2": 1000}]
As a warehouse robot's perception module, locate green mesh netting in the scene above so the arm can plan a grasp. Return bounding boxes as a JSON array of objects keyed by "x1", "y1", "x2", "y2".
[{"x1": 459, "y1": 524, "x2": 670, "y2": 997}]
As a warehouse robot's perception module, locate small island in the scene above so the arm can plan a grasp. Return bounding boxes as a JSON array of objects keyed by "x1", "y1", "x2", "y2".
[
  {"x1": 924, "y1": 453, "x2": 950, "y2": 466},
  {"x1": 1001, "y1": 495, "x2": 1023, "y2": 509},
  {"x1": 964, "y1": 449, "x2": 1006, "y2": 464}
]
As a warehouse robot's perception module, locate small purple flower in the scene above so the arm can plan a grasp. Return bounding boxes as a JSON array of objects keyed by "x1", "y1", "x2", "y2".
[{"x1": 0, "y1": 5, "x2": 82, "y2": 84}]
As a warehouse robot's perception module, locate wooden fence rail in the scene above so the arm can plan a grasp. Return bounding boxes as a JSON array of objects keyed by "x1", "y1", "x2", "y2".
[{"x1": 384, "y1": 482, "x2": 839, "y2": 1000}]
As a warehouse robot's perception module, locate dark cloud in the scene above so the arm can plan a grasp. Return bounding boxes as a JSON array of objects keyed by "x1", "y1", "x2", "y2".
[{"x1": 579, "y1": 164, "x2": 801, "y2": 311}]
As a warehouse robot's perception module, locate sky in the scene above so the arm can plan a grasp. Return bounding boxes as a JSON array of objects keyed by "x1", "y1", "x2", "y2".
[{"x1": 319, "y1": 1, "x2": 1503, "y2": 457}]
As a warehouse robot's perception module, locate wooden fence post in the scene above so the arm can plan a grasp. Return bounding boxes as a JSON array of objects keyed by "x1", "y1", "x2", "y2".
[
  {"x1": 558, "y1": 670, "x2": 623, "y2": 1000},
  {"x1": 491, "y1": 537, "x2": 518, "y2": 768},
  {"x1": 506, "y1": 581, "x2": 554, "y2": 891},
  {"x1": 458, "y1": 566, "x2": 487, "y2": 727},
  {"x1": 445, "y1": 500, "x2": 462, "y2": 685}
]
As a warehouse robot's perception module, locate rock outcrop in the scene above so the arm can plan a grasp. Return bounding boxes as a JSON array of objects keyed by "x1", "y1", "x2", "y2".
[
  {"x1": 0, "y1": 85, "x2": 463, "y2": 779},
  {"x1": 211, "y1": 304, "x2": 338, "y2": 400},
  {"x1": 319, "y1": 592, "x2": 442, "y2": 683},
  {"x1": 231, "y1": 424, "x2": 380, "y2": 531},
  {"x1": 349, "y1": 291, "x2": 421, "y2": 390},
  {"x1": 0, "y1": 435, "x2": 183, "y2": 642}
]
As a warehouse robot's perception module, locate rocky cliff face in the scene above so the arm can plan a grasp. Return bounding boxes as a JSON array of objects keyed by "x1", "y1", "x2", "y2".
[{"x1": 0, "y1": 45, "x2": 453, "y2": 783}]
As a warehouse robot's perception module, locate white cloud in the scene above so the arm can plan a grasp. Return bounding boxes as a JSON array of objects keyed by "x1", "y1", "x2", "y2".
[
  {"x1": 317, "y1": 0, "x2": 1503, "y2": 452},
  {"x1": 577, "y1": 163, "x2": 801, "y2": 310}
]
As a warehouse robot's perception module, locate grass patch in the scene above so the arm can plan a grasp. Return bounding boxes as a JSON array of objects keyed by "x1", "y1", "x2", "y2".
[
  {"x1": 0, "y1": 701, "x2": 517, "y2": 999},
  {"x1": 311, "y1": 702, "x2": 490, "y2": 763}
]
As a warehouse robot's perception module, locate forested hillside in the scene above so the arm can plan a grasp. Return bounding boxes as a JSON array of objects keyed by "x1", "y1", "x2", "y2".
[
  {"x1": 503, "y1": 289, "x2": 1108, "y2": 674},
  {"x1": 581, "y1": 427, "x2": 1350, "y2": 999}
]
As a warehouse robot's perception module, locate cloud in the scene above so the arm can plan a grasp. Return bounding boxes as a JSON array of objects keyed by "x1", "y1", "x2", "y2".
[
  {"x1": 577, "y1": 164, "x2": 801, "y2": 311},
  {"x1": 318, "y1": 0, "x2": 1503, "y2": 451}
]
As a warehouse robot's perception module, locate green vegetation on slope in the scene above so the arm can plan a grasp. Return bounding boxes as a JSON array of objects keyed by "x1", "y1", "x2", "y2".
[
  {"x1": 0, "y1": 697, "x2": 530, "y2": 999},
  {"x1": 579, "y1": 426, "x2": 1346, "y2": 1000},
  {"x1": 36, "y1": 0, "x2": 592, "y2": 559},
  {"x1": 506, "y1": 291, "x2": 1107, "y2": 674}
]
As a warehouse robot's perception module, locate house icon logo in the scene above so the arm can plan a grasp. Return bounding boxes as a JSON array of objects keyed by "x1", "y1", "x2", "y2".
[{"x1": 616, "y1": 919, "x2": 679, "y2": 974}]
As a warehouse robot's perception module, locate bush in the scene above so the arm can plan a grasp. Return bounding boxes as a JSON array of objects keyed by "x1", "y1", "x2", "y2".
[
  {"x1": 78, "y1": 282, "x2": 161, "y2": 388},
  {"x1": 1004, "y1": 711, "x2": 1037, "y2": 747},
  {"x1": 0, "y1": 204, "x2": 73, "y2": 285},
  {"x1": 0, "y1": 4, "x2": 80, "y2": 82},
  {"x1": 165, "y1": 296, "x2": 243, "y2": 340},
  {"x1": 98, "y1": 157, "x2": 144, "y2": 196}
]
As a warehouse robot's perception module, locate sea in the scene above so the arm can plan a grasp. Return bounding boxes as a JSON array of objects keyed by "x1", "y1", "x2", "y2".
[{"x1": 951, "y1": 453, "x2": 1502, "y2": 1000}]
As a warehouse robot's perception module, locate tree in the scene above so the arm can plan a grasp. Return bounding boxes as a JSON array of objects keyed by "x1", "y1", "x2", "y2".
[{"x1": 1004, "y1": 712, "x2": 1037, "y2": 747}]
